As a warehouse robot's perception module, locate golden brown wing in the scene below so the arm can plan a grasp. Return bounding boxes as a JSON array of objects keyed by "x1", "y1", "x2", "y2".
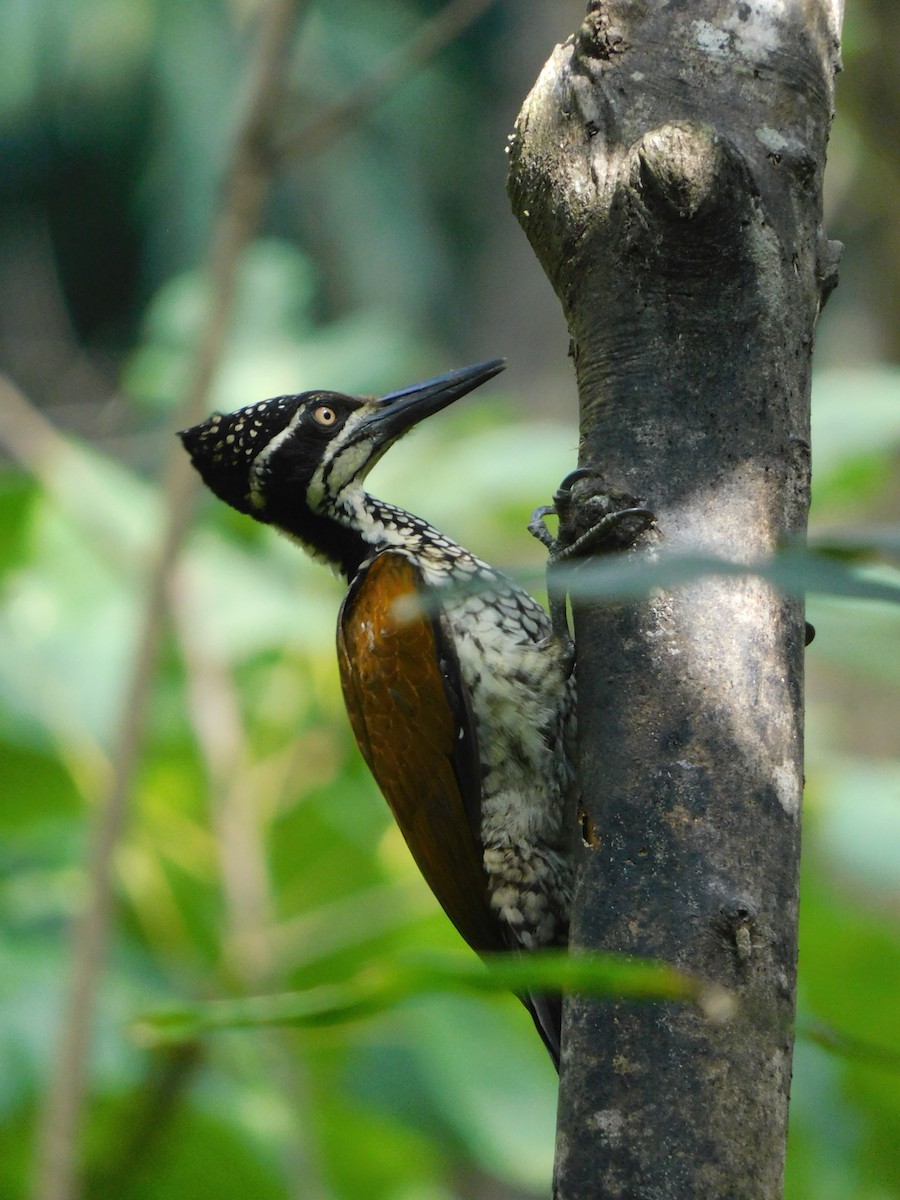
[{"x1": 337, "y1": 549, "x2": 505, "y2": 955}]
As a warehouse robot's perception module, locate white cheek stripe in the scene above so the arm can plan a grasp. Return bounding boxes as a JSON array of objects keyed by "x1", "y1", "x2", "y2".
[
  {"x1": 310, "y1": 410, "x2": 381, "y2": 509},
  {"x1": 250, "y1": 410, "x2": 304, "y2": 509}
]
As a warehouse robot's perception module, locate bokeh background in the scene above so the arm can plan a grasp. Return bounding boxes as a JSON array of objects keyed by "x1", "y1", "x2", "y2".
[{"x1": 1, "y1": 2, "x2": 898, "y2": 1198}]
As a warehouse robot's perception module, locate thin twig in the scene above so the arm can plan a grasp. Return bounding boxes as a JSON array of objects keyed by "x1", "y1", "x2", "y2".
[
  {"x1": 168, "y1": 572, "x2": 275, "y2": 984},
  {"x1": 31, "y1": 4, "x2": 306, "y2": 1198},
  {"x1": 0, "y1": 373, "x2": 83, "y2": 472},
  {"x1": 80, "y1": 1044, "x2": 204, "y2": 1198},
  {"x1": 0, "y1": 373, "x2": 144, "y2": 575},
  {"x1": 169, "y1": 569, "x2": 330, "y2": 1200},
  {"x1": 277, "y1": 0, "x2": 497, "y2": 160}
]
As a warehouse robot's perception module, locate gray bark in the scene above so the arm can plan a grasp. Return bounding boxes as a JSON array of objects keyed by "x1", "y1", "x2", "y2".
[{"x1": 507, "y1": 2, "x2": 843, "y2": 1197}]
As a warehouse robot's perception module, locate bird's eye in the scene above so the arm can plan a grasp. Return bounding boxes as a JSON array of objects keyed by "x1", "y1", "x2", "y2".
[{"x1": 312, "y1": 405, "x2": 338, "y2": 428}]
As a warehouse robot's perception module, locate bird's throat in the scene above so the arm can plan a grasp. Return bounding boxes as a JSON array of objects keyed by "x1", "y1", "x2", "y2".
[{"x1": 278, "y1": 491, "x2": 411, "y2": 581}]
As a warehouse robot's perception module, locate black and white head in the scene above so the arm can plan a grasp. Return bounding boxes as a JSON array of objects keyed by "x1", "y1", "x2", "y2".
[{"x1": 179, "y1": 359, "x2": 506, "y2": 575}]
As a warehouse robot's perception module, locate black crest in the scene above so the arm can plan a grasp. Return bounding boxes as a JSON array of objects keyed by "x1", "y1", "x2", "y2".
[{"x1": 179, "y1": 395, "x2": 302, "y2": 515}]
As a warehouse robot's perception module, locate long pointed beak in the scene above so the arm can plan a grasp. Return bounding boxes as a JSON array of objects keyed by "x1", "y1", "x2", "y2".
[{"x1": 364, "y1": 358, "x2": 506, "y2": 443}]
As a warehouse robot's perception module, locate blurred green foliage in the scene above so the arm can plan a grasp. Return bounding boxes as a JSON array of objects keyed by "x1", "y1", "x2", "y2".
[{"x1": 1, "y1": 2, "x2": 899, "y2": 1199}]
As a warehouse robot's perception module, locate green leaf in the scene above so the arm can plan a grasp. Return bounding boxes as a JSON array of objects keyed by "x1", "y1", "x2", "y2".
[
  {"x1": 811, "y1": 757, "x2": 900, "y2": 893},
  {"x1": 431, "y1": 546, "x2": 900, "y2": 609},
  {"x1": 800, "y1": 1020, "x2": 900, "y2": 1072},
  {"x1": 811, "y1": 367, "x2": 900, "y2": 520},
  {"x1": 400, "y1": 992, "x2": 556, "y2": 1188},
  {"x1": 125, "y1": 238, "x2": 427, "y2": 414},
  {"x1": 812, "y1": 367, "x2": 900, "y2": 476},
  {"x1": 132, "y1": 948, "x2": 721, "y2": 1047}
]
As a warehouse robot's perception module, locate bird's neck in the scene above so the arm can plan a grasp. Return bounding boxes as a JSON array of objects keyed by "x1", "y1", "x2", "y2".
[{"x1": 285, "y1": 489, "x2": 444, "y2": 582}]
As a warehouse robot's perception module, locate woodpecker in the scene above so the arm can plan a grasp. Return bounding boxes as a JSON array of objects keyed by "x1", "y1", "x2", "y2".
[{"x1": 180, "y1": 360, "x2": 574, "y2": 1065}]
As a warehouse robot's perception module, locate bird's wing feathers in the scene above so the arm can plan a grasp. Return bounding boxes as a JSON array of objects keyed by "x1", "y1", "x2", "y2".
[{"x1": 337, "y1": 549, "x2": 506, "y2": 955}]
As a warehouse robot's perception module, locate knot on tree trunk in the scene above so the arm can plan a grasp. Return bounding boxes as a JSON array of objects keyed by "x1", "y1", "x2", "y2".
[{"x1": 635, "y1": 124, "x2": 724, "y2": 221}]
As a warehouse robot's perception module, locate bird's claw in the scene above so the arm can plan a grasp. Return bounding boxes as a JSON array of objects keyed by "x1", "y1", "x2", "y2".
[
  {"x1": 527, "y1": 504, "x2": 558, "y2": 552},
  {"x1": 554, "y1": 505, "x2": 656, "y2": 562},
  {"x1": 529, "y1": 471, "x2": 655, "y2": 657},
  {"x1": 528, "y1": 468, "x2": 599, "y2": 553},
  {"x1": 552, "y1": 467, "x2": 595, "y2": 511}
]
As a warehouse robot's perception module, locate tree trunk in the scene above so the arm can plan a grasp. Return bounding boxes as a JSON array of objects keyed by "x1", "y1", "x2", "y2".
[{"x1": 507, "y1": 2, "x2": 843, "y2": 1197}]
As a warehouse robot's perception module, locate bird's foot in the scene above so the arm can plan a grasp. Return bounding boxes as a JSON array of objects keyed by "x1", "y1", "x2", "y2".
[{"x1": 529, "y1": 470, "x2": 655, "y2": 664}]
